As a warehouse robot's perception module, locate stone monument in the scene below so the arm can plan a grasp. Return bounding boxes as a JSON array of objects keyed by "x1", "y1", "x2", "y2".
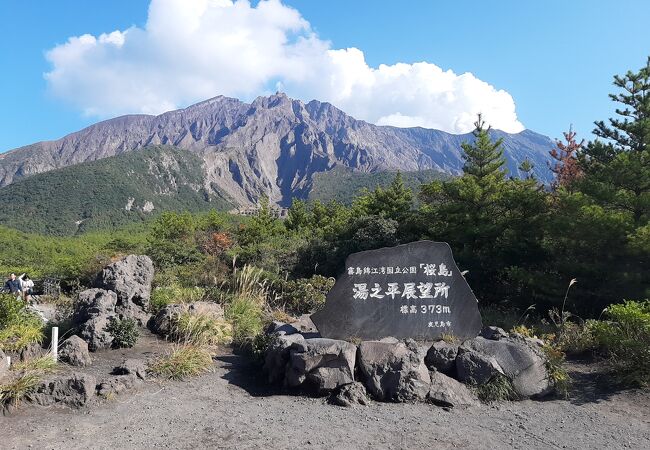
[{"x1": 312, "y1": 241, "x2": 482, "y2": 341}]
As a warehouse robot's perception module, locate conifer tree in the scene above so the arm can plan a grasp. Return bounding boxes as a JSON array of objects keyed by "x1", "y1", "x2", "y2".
[
  {"x1": 549, "y1": 126, "x2": 584, "y2": 191},
  {"x1": 582, "y1": 57, "x2": 650, "y2": 225},
  {"x1": 461, "y1": 113, "x2": 507, "y2": 182}
]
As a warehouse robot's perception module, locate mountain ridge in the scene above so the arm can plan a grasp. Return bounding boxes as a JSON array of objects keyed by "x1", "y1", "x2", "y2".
[{"x1": 0, "y1": 92, "x2": 555, "y2": 206}]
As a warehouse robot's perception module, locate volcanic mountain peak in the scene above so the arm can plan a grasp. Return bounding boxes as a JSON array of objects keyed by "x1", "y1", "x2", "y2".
[{"x1": 0, "y1": 93, "x2": 554, "y2": 206}]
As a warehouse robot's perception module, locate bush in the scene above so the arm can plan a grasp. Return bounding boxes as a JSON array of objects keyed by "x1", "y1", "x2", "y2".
[
  {"x1": 475, "y1": 373, "x2": 519, "y2": 402},
  {"x1": 591, "y1": 300, "x2": 650, "y2": 386},
  {"x1": 278, "y1": 275, "x2": 335, "y2": 315},
  {"x1": 550, "y1": 320, "x2": 598, "y2": 355},
  {"x1": 543, "y1": 344, "x2": 571, "y2": 397},
  {"x1": 0, "y1": 294, "x2": 44, "y2": 352},
  {"x1": 148, "y1": 345, "x2": 213, "y2": 380},
  {"x1": 169, "y1": 312, "x2": 232, "y2": 347},
  {"x1": 105, "y1": 317, "x2": 139, "y2": 349}
]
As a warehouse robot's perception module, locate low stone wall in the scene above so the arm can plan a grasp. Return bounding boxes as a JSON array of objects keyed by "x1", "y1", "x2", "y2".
[{"x1": 263, "y1": 319, "x2": 555, "y2": 407}]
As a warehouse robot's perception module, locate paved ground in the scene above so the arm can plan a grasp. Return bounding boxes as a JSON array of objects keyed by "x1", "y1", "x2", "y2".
[{"x1": 2, "y1": 349, "x2": 649, "y2": 450}]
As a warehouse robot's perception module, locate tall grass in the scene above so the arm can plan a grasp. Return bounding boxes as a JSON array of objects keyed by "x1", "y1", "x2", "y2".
[
  {"x1": 0, "y1": 355, "x2": 57, "y2": 406},
  {"x1": 224, "y1": 265, "x2": 271, "y2": 346},
  {"x1": 150, "y1": 284, "x2": 206, "y2": 314},
  {"x1": 147, "y1": 345, "x2": 213, "y2": 380},
  {"x1": 170, "y1": 312, "x2": 233, "y2": 347}
]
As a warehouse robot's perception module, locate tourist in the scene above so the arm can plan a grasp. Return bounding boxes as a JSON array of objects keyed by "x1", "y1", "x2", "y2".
[
  {"x1": 4, "y1": 273, "x2": 22, "y2": 298},
  {"x1": 21, "y1": 274, "x2": 34, "y2": 302}
]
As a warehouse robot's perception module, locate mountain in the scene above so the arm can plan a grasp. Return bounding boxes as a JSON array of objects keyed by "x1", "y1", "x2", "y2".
[
  {"x1": 0, "y1": 93, "x2": 555, "y2": 209},
  {"x1": 0, "y1": 146, "x2": 231, "y2": 235}
]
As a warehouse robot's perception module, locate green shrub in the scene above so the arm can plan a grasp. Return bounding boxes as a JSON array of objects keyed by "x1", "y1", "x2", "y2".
[
  {"x1": 0, "y1": 294, "x2": 45, "y2": 352},
  {"x1": 551, "y1": 320, "x2": 598, "y2": 355},
  {"x1": 475, "y1": 374, "x2": 519, "y2": 403},
  {"x1": 150, "y1": 284, "x2": 205, "y2": 314},
  {"x1": 169, "y1": 312, "x2": 232, "y2": 347},
  {"x1": 105, "y1": 317, "x2": 139, "y2": 349},
  {"x1": 591, "y1": 300, "x2": 650, "y2": 386},
  {"x1": 279, "y1": 275, "x2": 335, "y2": 314},
  {"x1": 148, "y1": 345, "x2": 213, "y2": 380},
  {"x1": 543, "y1": 344, "x2": 571, "y2": 397},
  {"x1": 250, "y1": 332, "x2": 274, "y2": 364}
]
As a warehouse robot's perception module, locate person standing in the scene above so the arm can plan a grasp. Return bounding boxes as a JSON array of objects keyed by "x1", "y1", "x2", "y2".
[{"x1": 21, "y1": 274, "x2": 34, "y2": 302}]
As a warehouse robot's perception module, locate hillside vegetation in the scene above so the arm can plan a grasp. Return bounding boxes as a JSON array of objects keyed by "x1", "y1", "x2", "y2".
[
  {"x1": 0, "y1": 146, "x2": 232, "y2": 235},
  {"x1": 308, "y1": 167, "x2": 449, "y2": 204}
]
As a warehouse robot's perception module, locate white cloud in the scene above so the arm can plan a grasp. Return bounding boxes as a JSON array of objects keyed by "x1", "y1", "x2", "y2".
[{"x1": 45, "y1": 0, "x2": 525, "y2": 133}]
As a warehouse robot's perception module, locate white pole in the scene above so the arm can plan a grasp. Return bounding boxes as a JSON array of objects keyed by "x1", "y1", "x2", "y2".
[
  {"x1": 51, "y1": 326, "x2": 59, "y2": 362},
  {"x1": 6, "y1": 356, "x2": 10, "y2": 367}
]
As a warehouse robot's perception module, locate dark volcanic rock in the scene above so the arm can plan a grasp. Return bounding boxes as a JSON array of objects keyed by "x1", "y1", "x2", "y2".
[
  {"x1": 285, "y1": 338, "x2": 356, "y2": 393},
  {"x1": 425, "y1": 341, "x2": 459, "y2": 375},
  {"x1": 357, "y1": 339, "x2": 431, "y2": 402},
  {"x1": 113, "y1": 359, "x2": 147, "y2": 380},
  {"x1": 455, "y1": 349, "x2": 504, "y2": 385},
  {"x1": 95, "y1": 255, "x2": 154, "y2": 325},
  {"x1": 331, "y1": 382, "x2": 370, "y2": 407},
  {"x1": 460, "y1": 336, "x2": 552, "y2": 397},
  {"x1": 59, "y1": 335, "x2": 92, "y2": 367},
  {"x1": 26, "y1": 373, "x2": 96, "y2": 408},
  {"x1": 264, "y1": 333, "x2": 305, "y2": 384},
  {"x1": 73, "y1": 289, "x2": 117, "y2": 324},
  {"x1": 312, "y1": 241, "x2": 482, "y2": 341},
  {"x1": 480, "y1": 326, "x2": 509, "y2": 341},
  {"x1": 427, "y1": 371, "x2": 479, "y2": 408}
]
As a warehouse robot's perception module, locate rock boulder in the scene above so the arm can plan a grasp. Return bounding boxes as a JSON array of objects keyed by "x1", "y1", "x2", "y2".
[
  {"x1": 263, "y1": 333, "x2": 305, "y2": 384},
  {"x1": 455, "y1": 348, "x2": 504, "y2": 384},
  {"x1": 285, "y1": 338, "x2": 356, "y2": 393},
  {"x1": 427, "y1": 371, "x2": 479, "y2": 408},
  {"x1": 26, "y1": 373, "x2": 96, "y2": 408},
  {"x1": 357, "y1": 339, "x2": 431, "y2": 402},
  {"x1": 425, "y1": 341, "x2": 458, "y2": 375},
  {"x1": 95, "y1": 255, "x2": 154, "y2": 324},
  {"x1": 59, "y1": 335, "x2": 92, "y2": 367},
  {"x1": 459, "y1": 336, "x2": 552, "y2": 398},
  {"x1": 331, "y1": 382, "x2": 370, "y2": 407}
]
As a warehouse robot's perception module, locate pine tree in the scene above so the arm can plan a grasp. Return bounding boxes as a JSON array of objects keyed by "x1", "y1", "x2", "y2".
[
  {"x1": 518, "y1": 158, "x2": 536, "y2": 181},
  {"x1": 549, "y1": 126, "x2": 584, "y2": 191},
  {"x1": 593, "y1": 57, "x2": 650, "y2": 154},
  {"x1": 461, "y1": 113, "x2": 507, "y2": 182},
  {"x1": 353, "y1": 172, "x2": 413, "y2": 220},
  {"x1": 582, "y1": 57, "x2": 650, "y2": 225}
]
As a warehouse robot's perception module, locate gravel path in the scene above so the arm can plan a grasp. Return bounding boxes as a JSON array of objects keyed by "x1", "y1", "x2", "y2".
[{"x1": 2, "y1": 353, "x2": 649, "y2": 450}]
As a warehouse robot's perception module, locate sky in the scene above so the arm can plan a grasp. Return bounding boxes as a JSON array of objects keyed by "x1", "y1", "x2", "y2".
[{"x1": 1, "y1": 0, "x2": 649, "y2": 153}]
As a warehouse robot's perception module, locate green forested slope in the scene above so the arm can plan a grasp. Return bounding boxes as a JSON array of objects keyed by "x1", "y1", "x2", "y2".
[
  {"x1": 308, "y1": 167, "x2": 449, "y2": 204},
  {"x1": 0, "y1": 146, "x2": 232, "y2": 235}
]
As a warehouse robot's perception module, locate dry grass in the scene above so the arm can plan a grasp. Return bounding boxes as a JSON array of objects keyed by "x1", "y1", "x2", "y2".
[
  {"x1": 170, "y1": 312, "x2": 233, "y2": 347},
  {"x1": 147, "y1": 345, "x2": 213, "y2": 381}
]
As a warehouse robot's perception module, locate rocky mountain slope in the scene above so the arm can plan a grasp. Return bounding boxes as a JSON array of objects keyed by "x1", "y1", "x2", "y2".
[{"x1": 0, "y1": 93, "x2": 554, "y2": 206}]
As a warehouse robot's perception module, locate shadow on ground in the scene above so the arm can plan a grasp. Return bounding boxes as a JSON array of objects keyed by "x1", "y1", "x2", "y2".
[{"x1": 216, "y1": 354, "x2": 313, "y2": 398}]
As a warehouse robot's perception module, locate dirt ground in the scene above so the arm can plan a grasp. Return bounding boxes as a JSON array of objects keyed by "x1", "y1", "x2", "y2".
[{"x1": 2, "y1": 341, "x2": 649, "y2": 450}]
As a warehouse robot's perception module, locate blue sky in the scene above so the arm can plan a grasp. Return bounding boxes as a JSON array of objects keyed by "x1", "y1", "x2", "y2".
[{"x1": 1, "y1": 0, "x2": 649, "y2": 152}]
